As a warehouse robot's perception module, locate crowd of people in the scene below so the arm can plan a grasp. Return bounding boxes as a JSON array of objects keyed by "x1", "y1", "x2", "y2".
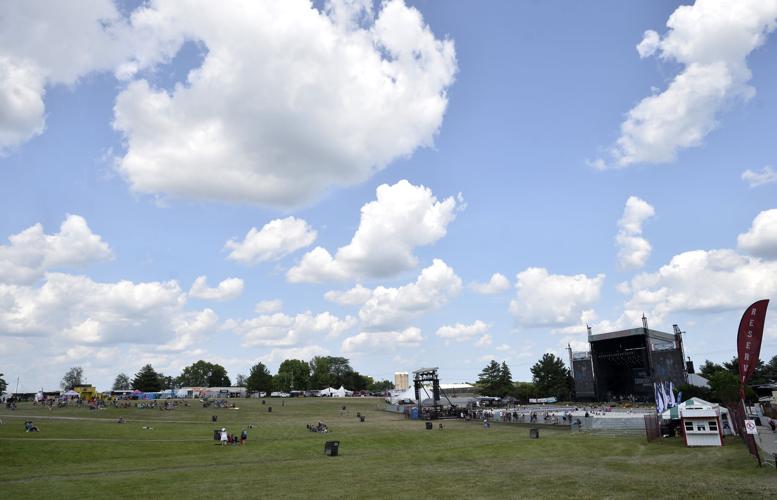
[{"x1": 306, "y1": 421, "x2": 329, "y2": 433}]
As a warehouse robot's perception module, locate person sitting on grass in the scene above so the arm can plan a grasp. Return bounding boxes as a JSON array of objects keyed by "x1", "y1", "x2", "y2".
[
  {"x1": 24, "y1": 421, "x2": 39, "y2": 432},
  {"x1": 240, "y1": 429, "x2": 247, "y2": 445}
]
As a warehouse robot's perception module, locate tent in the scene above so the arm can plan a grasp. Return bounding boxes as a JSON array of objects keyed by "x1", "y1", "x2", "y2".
[
  {"x1": 63, "y1": 390, "x2": 80, "y2": 398},
  {"x1": 661, "y1": 397, "x2": 734, "y2": 435},
  {"x1": 389, "y1": 387, "x2": 418, "y2": 404},
  {"x1": 318, "y1": 386, "x2": 351, "y2": 397}
]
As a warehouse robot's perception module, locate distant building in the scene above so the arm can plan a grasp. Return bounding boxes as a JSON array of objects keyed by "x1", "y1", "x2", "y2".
[
  {"x1": 570, "y1": 317, "x2": 688, "y2": 401},
  {"x1": 394, "y1": 372, "x2": 409, "y2": 391}
]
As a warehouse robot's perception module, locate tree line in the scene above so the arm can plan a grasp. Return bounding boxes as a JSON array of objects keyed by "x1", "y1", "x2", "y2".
[
  {"x1": 678, "y1": 354, "x2": 777, "y2": 404},
  {"x1": 476, "y1": 353, "x2": 575, "y2": 401},
  {"x1": 35, "y1": 352, "x2": 777, "y2": 402},
  {"x1": 58, "y1": 356, "x2": 394, "y2": 394}
]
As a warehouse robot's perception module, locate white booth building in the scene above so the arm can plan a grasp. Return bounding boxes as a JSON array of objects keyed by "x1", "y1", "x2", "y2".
[{"x1": 680, "y1": 404, "x2": 723, "y2": 447}]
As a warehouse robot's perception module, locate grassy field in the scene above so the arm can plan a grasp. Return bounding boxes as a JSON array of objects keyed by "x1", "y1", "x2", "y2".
[{"x1": 1, "y1": 398, "x2": 776, "y2": 499}]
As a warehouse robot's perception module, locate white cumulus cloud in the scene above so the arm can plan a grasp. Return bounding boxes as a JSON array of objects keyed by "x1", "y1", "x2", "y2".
[
  {"x1": 615, "y1": 196, "x2": 655, "y2": 270},
  {"x1": 600, "y1": 0, "x2": 777, "y2": 167},
  {"x1": 324, "y1": 284, "x2": 372, "y2": 306},
  {"x1": 0, "y1": 273, "x2": 199, "y2": 345},
  {"x1": 742, "y1": 166, "x2": 777, "y2": 188},
  {"x1": 341, "y1": 327, "x2": 423, "y2": 353},
  {"x1": 0, "y1": 214, "x2": 112, "y2": 284},
  {"x1": 435, "y1": 320, "x2": 490, "y2": 342},
  {"x1": 112, "y1": 0, "x2": 457, "y2": 206},
  {"x1": 470, "y1": 273, "x2": 510, "y2": 294},
  {"x1": 737, "y1": 209, "x2": 777, "y2": 259},
  {"x1": 509, "y1": 268, "x2": 605, "y2": 327},
  {"x1": 0, "y1": 1, "x2": 167, "y2": 153},
  {"x1": 255, "y1": 299, "x2": 283, "y2": 314},
  {"x1": 224, "y1": 311, "x2": 356, "y2": 348},
  {"x1": 288, "y1": 180, "x2": 459, "y2": 283},
  {"x1": 225, "y1": 217, "x2": 316, "y2": 265},
  {"x1": 624, "y1": 248, "x2": 777, "y2": 323},
  {"x1": 358, "y1": 259, "x2": 462, "y2": 330},
  {"x1": 188, "y1": 276, "x2": 244, "y2": 301}
]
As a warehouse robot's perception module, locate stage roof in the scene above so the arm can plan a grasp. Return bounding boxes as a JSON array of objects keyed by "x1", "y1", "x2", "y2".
[{"x1": 588, "y1": 327, "x2": 676, "y2": 343}]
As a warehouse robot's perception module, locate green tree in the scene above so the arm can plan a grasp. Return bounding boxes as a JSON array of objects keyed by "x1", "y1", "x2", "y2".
[
  {"x1": 272, "y1": 372, "x2": 293, "y2": 392},
  {"x1": 112, "y1": 373, "x2": 131, "y2": 390},
  {"x1": 763, "y1": 354, "x2": 777, "y2": 382},
  {"x1": 498, "y1": 361, "x2": 513, "y2": 396},
  {"x1": 676, "y1": 383, "x2": 714, "y2": 403},
  {"x1": 368, "y1": 379, "x2": 395, "y2": 393},
  {"x1": 309, "y1": 356, "x2": 332, "y2": 388},
  {"x1": 721, "y1": 356, "x2": 768, "y2": 385},
  {"x1": 61, "y1": 366, "x2": 85, "y2": 390},
  {"x1": 698, "y1": 360, "x2": 726, "y2": 380},
  {"x1": 477, "y1": 360, "x2": 504, "y2": 396},
  {"x1": 512, "y1": 381, "x2": 538, "y2": 403},
  {"x1": 530, "y1": 353, "x2": 573, "y2": 400},
  {"x1": 246, "y1": 362, "x2": 273, "y2": 395},
  {"x1": 708, "y1": 370, "x2": 742, "y2": 404},
  {"x1": 176, "y1": 360, "x2": 231, "y2": 387},
  {"x1": 235, "y1": 374, "x2": 247, "y2": 387},
  {"x1": 277, "y1": 359, "x2": 311, "y2": 390},
  {"x1": 0, "y1": 372, "x2": 7, "y2": 394},
  {"x1": 132, "y1": 364, "x2": 163, "y2": 392},
  {"x1": 328, "y1": 356, "x2": 354, "y2": 387},
  {"x1": 345, "y1": 371, "x2": 370, "y2": 391},
  {"x1": 309, "y1": 356, "x2": 356, "y2": 388},
  {"x1": 158, "y1": 374, "x2": 174, "y2": 391}
]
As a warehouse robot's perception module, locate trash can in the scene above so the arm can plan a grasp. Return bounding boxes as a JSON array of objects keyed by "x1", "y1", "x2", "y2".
[
  {"x1": 325, "y1": 440, "x2": 339, "y2": 456},
  {"x1": 360, "y1": 416, "x2": 365, "y2": 422},
  {"x1": 425, "y1": 421, "x2": 433, "y2": 430},
  {"x1": 213, "y1": 429, "x2": 220, "y2": 441},
  {"x1": 529, "y1": 428, "x2": 539, "y2": 439},
  {"x1": 268, "y1": 407, "x2": 272, "y2": 413},
  {"x1": 212, "y1": 415, "x2": 218, "y2": 422}
]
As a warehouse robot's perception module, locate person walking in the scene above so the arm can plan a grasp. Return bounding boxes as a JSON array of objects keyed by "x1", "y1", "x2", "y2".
[{"x1": 220, "y1": 427, "x2": 228, "y2": 446}]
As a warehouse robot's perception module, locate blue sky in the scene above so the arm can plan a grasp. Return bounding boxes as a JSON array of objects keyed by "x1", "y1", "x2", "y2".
[{"x1": 2, "y1": 0, "x2": 777, "y2": 391}]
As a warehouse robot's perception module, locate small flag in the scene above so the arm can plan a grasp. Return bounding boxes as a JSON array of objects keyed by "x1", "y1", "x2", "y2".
[
  {"x1": 655, "y1": 382, "x2": 665, "y2": 413},
  {"x1": 666, "y1": 381, "x2": 676, "y2": 408}
]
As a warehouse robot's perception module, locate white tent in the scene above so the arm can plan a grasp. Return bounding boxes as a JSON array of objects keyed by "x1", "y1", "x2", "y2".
[
  {"x1": 318, "y1": 387, "x2": 336, "y2": 397},
  {"x1": 331, "y1": 386, "x2": 347, "y2": 398},
  {"x1": 390, "y1": 386, "x2": 417, "y2": 404},
  {"x1": 63, "y1": 390, "x2": 80, "y2": 398}
]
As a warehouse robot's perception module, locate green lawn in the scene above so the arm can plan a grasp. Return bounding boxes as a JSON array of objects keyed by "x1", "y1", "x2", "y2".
[{"x1": 1, "y1": 398, "x2": 775, "y2": 499}]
